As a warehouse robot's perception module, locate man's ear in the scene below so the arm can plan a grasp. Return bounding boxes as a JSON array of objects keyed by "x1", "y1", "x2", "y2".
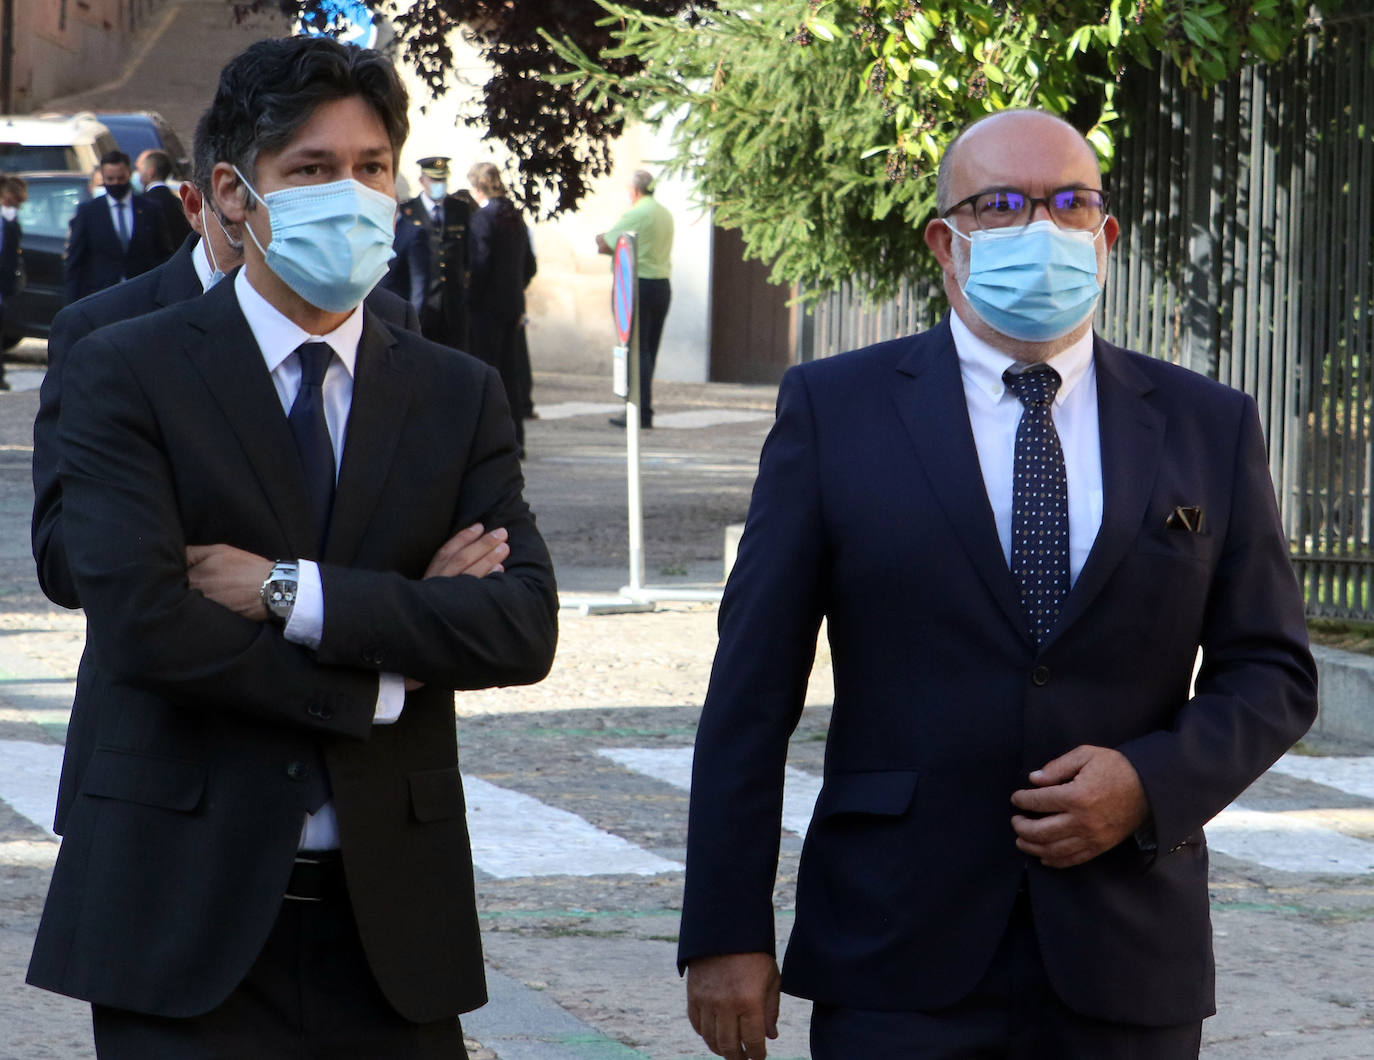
[
  {"x1": 210, "y1": 162, "x2": 249, "y2": 224},
  {"x1": 178, "y1": 183, "x2": 204, "y2": 234},
  {"x1": 924, "y1": 217, "x2": 956, "y2": 273}
]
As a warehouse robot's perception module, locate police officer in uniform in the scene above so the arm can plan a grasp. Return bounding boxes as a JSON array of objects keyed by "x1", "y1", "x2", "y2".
[{"x1": 384, "y1": 155, "x2": 474, "y2": 349}]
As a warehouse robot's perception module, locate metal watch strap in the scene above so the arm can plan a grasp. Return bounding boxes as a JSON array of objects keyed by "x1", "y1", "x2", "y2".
[{"x1": 260, "y1": 561, "x2": 300, "y2": 624}]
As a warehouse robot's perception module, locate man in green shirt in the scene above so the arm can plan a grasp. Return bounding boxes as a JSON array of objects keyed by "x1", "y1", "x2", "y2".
[{"x1": 597, "y1": 169, "x2": 673, "y2": 428}]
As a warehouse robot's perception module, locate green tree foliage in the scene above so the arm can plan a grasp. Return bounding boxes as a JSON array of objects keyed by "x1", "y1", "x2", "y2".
[
  {"x1": 234, "y1": 0, "x2": 715, "y2": 218},
  {"x1": 549, "y1": 0, "x2": 1338, "y2": 298}
]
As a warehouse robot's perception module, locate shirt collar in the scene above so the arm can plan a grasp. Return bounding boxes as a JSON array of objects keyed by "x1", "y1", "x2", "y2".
[
  {"x1": 949, "y1": 307, "x2": 1094, "y2": 406},
  {"x1": 192, "y1": 237, "x2": 215, "y2": 291},
  {"x1": 233, "y1": 269, "x2": 362, "y2": 378},
  {"x1": 420, "y1": 192, "x2": 438, "y2": 211}
]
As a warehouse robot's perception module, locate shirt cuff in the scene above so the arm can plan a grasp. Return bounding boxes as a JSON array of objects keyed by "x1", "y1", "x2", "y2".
[
  {"x1": 284, "y1": 560, "x2": 405, "y2": 726},
  {"x1": 283, "y1": 559, "x2": 323, "y2": 649},
  {"x1": 374, "y1": 673, "x2": 405, "y2": 725}
]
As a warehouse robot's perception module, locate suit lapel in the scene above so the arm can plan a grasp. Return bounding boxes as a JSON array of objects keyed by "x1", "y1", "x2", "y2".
[
  {"x1": 1049, "y1": 338, "x2": 1166, "y2": 642},
  {"x1": 324, "y1": 310, "x2": 411, "y2": 565},
  {"x1": 890, "y1": 320, "x2": 1029, "y2": 641},
  {"x1": 182, "y1": 280, "x2": 319, "y2": 559}
]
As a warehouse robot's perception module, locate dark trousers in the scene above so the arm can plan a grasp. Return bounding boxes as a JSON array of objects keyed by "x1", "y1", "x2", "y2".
[
  {"x1": 811, "y1": 893, "x2": 1202, "y2": 1060},
  {"x1": 468, "y1": 310, "x2": 525, "y2": 448},
  {"x1": 91, "y1": 867, "x2": 466, "y2": 1059},
  {"x1": 636, "y1": 277, "x2": 670, "y2": 425}
]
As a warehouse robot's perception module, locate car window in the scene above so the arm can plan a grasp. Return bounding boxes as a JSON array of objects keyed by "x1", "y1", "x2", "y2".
[
  {"x1": 97, "y1": 119, "x2": 161, "y2": 158},
  {"x1": 18, "y1": 181, "x2": 89, "y2": 239},
  {"x1": 0, "y1": 145, "x2": 78, "y2": 172}
]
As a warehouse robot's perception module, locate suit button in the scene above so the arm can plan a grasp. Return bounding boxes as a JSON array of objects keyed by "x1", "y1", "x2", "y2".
[
  {"x1": 364, "y1": 645, "x2": 385, "y2": 666},
  {"x1": 286, "y1": 761, "x2": 309, "y2": 782},
  {"x1": 1030, "y1": 665, "x2": 1051, "y2": 686},
  {"x1": 306, "y1": 702, "x2": 334, "y2": 721}
]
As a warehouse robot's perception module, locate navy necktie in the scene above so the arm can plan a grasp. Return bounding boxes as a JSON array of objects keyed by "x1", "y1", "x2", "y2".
[
  {"x1": 113, "y1": 200, "x2": 129, "y2": 249},
  {"x1": 288, "y1": 342, "x2": 336, "y2": 554},
  {"x1": 1003, "y1": 365, "x2": 1068, "y2": 647}
]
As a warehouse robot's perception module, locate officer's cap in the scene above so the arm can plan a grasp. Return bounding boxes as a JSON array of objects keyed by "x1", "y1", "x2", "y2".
[{"x1": 417, "y1": 156, "x2": 451, "y2": 178}]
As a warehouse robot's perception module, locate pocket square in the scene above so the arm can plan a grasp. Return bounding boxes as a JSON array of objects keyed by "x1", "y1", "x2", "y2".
[{"x1": 1165, "y1": 505, "x2": 1206, "y2": 533}]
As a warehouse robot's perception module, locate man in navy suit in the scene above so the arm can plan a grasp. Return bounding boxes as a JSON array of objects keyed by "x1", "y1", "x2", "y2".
[
  {"x1": 63, "y1": 149, "x2": 173, "y2": 302},
  {"x1": 679, "y1": 109, "x2": 1317, "y2": 1059}
]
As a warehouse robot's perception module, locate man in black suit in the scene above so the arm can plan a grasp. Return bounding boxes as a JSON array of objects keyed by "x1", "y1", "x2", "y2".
[
  {"x1": 466, "y1": 161, "x2": 536, "y2": 451},
  {"x1": 136, "y1": 147, "x2": 194, "y2": 249},
  {"x1": 28, "y1": 37, "x2": 556, "y2": 1057},
  {"x1": 679, "y1": 109, "x2": 1317, "y2": 1060},
  {"x1": 33, "y1": 111, "x2": 423, "y2": 613},
  {"x1": 64, "y1": 150, "x2": 173, "y2": 302}
]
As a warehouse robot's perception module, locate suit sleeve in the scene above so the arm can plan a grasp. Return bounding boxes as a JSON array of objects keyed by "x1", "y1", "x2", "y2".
[
  {"x1": 1118, "y1": 395, "x2": 1317, "y2": 854},
  {"x1": 31, "y1": 304, "x2": 87, "y2": 609},
  {"x1": 58, "y1": 329, "x2": 380, "y2": 738},
  {"x1": 404, "y1": 226, "x2": 429, "y2": 321},
  {"x1": 63, "y1": 208, "x2": 88, "y2": 304},
  {"x1": 677, "y1": 367, "x2": 827, "y2": 969},
  {"x1": 313, "y1": 365, "x2": 558, "y2": 690}
]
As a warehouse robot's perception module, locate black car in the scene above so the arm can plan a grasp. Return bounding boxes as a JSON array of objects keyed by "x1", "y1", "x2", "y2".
[
  {"x1": 96, "y1": 112, "x2": 190, "y2": 178},
  {"x1": 2, "y1": 172, "x2": 91, "y2": 348}
]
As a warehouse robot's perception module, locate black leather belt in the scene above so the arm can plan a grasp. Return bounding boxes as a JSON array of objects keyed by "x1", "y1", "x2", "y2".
[{"x1": 284, "y1": 851, "x2": 344, "y2": 903}]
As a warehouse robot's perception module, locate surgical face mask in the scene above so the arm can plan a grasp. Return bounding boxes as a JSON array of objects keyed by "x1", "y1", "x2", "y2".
[
  {"x1": 944, "y1": 218, "x2": 1103, "y2": 343},
  {"x1": 428, "y1": 180, "x2": 447, "y2": 200},
  {"x1": 132, "y1": 173, "x2": 146, "y2": 194},
  {"x1": 199, "y1": 199, "x2": 229, "y2": 287},
  {"x1": 234, "y1": 166, "x2": 396, "y2": 313},
  {"x1": 0, "y1": 205, "x2": 16, "y2": 222}
]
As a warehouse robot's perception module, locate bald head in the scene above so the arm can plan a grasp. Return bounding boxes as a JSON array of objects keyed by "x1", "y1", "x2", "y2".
[{"x1": 936, "y1": 110, "x2": 1100, "y2": 214}]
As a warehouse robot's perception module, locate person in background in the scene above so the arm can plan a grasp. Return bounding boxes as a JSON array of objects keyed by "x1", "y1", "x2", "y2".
[
  {"x1": 597, "y1": 169, "x2": 673, "y2": 429},
  {"x1": 0, "y1": 174, "x2": 27, "y2": 389},
  {"x1": 466, "y1": 160, "x2": 536, "y2": 454},
  {"x1": 64, "y1": 149, "x2": 172, "y2": 301},
  {"x1": 136, "y1": 147, "x2": 194, "y2": 249}
]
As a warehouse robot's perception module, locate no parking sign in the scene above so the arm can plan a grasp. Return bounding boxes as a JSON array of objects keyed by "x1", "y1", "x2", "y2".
[{"x1": 612, "y1": 234, "x2": 638, "y2": 398}]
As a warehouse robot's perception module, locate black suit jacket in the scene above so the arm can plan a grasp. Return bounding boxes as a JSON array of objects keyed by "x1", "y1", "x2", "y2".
[
  {"x1": 27, "y1": 276, "x2": 557, "y2": 1021},
  {"x1": 64, "y1": 192, "x2": 173, "y2": 302},
  {"x1": 32, "y1": 239, "x2": 421, "y2": 610},
  {"x1": 678, "y1": 319, "x2": 1317, "y2": 1025},
  {"x1": 144, "y1": 183, "x2": 194, "y2": 250},
  {"x1": 467, "y1": 197, "x2": 535, "y2": 324}
]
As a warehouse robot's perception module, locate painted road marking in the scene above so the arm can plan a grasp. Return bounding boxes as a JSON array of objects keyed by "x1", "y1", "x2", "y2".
[
  {"x1": 1206, "y1": 808, "x2": 1374, "y2": 874},
  {"x1": 651, "y1": 409, "x2": 772, "y2": 430},
  {"x1": 5, "y1": 739, "x2": 1372, "y2": 877},
  {"x1": 603, "y1": 746, "x2": 1374, "y2": 877},
  {"x1": 1269, "y1": 753, "x2": 1374, "y2": 801},
  {"x1": 463, "y1": 774, "x2": 681, "y2": 878},
  {"x1": 598, "y1": 747, "x2": 822, "y2": 837},
  {"x1": 529, "y1": 401, "x2": 623, "y2": 421}
]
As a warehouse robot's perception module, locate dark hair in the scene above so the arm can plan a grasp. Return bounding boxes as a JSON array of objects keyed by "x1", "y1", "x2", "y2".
[
  {"x1": 203, "y1": 36, "x2": 409, "y2": 191},
  {"x1": 100, "y1": 150, "x2": 132, "y2": 170},
  {"x1": 141, "y1": 149, "x2": 174, "y2": 181}
]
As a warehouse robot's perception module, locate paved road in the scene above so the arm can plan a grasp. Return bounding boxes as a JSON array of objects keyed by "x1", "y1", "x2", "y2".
[{"x1": 1, "y1": 346, "x2": 1372, "y2": 1058}]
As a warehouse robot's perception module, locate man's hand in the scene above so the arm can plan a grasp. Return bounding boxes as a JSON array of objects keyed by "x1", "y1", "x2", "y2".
[
  {"x1": 595, "y1": 233, "x2": 612, "y2": 255},
  {"x1": 1010, "y1": 745, "x2": 1150, "y2": 869},
  {"x1": 186, "y1": 544, "x2": 273, "y2": 621},
  {"x1": 687, "y1": 952, "x2": 781, "y2": 1060},
  {"x1": 424, "y1": 523, "x2": 508, "y2": 579}
]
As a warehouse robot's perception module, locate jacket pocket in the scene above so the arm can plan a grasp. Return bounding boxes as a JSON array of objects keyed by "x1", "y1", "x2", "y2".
[
  {"x1": 812, "y1": 769, "x2": 919, "y2": 820},
  {"x1": 81, "y1": 746, "x2": 206, "y2": 812},
  {"x1": 409, "y1": 766, "x2": 466, "y2": 822}
]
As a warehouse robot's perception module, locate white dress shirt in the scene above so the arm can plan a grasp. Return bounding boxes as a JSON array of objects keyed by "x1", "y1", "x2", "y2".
[
  {"x1": 191, "y1": 237, "x2": 216, "y2": 291},
  {"x1": 234, "y1": 270, "x2": 405, "y2": 848},
  {"x1": 106, "y1": 193, "x2": 133, "y2": 242},
  {"x1": 950, "y1": 308, "x2": 1103, "y2": 585}
]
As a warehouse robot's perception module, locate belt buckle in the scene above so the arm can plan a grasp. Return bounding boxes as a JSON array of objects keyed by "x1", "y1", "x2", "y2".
[{"x1": 284, "y1": 854, "x2": 328, "y2": 903}]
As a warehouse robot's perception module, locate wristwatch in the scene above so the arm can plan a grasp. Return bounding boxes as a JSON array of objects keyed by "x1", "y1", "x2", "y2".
[{"x1": 260, "y1": 561, "x2": 300, "y2": 624}]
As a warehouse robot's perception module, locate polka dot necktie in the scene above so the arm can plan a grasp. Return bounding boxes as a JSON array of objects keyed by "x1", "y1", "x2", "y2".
[{"x1": 1003, "y1": 365, "x2": 1068, "y2": 647}]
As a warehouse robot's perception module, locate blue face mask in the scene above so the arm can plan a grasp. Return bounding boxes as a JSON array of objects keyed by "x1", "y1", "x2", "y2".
[
  {"x1": 945, "y1": 219, "x2": 1103, "y2": 343},
  {"x1": 235, "y1": 168, "x2": 396, "y2": 313}
]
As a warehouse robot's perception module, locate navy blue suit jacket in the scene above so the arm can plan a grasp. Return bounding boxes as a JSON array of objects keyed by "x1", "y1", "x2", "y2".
[
  {"x1": 63, "y1": 192, "x2": 172, "y2": 302},
  {"x1": 678, "y1": 318, "x2": 1316, "y2": 1026}
]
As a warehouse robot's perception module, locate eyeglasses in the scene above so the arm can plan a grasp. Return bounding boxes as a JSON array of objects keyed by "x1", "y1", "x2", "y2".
[{"x1": 942, "y1": 187, "x2": 1110, "y2": 233}]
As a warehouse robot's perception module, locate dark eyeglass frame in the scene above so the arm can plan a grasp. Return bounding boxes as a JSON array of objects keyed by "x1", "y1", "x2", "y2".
[{"x1": 941, "y1": 186, "x2": 1111, "y2": 232}]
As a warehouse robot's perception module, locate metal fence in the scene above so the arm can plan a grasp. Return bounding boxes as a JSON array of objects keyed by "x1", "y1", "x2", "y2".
[{"x1": 800, "y1": 10, "x2": 1374, "y2": 620}]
